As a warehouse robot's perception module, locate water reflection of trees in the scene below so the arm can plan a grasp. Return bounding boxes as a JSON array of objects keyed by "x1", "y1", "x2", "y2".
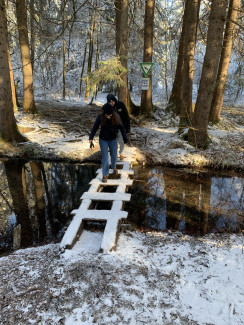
[
  {"x1": 164, "y1": 170, "x2": 212, "y2": 235},
  {"x1": 0, "y1": 160, "x2": 97, "y2": 253},
  {"x1": 4, "y1": 160, "x2": 33, "y2": 248},
  {"x1": 142, "y1": 169, "x2": 212, "y2": 235},
  {"x1": 130, "y1": 168, "x2": 243, "y2": 235},
  {"x1": 30, "y1": 162, "x2": 46, "y2": 242},
  {"x1": 210, "y1": 177, "x2": 244, "y2": 232}
]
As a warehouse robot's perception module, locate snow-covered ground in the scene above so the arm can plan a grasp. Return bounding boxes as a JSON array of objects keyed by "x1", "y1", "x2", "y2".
[
  {"x1": 0, "y1": 230, "x2": 243, "y2": 324},
  {"x1": 0, "y1": 94, "x2": 243, "y2": 324},
  {"x1": 9, "y1": 93, "x2": 244, "y2": 170}
]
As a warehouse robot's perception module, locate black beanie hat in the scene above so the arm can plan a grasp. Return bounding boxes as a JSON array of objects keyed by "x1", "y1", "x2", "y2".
[
  {"x1": 107, "y1": 94, "x2": 117, "y2": 102},
  {"x1": 103, "y1": 103, "x2": 114, "y2": 115}
]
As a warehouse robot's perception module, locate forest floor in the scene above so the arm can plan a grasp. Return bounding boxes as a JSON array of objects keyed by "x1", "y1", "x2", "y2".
[
  {"x1": 0, "y1": 98, "x2": 244, "y2": 171},
  {"x1": 0, "y1": 98, "x2": 244, "y2": 324},
  {"x1": 1, "y1": 230, "x2": 244, "y2": 325}
]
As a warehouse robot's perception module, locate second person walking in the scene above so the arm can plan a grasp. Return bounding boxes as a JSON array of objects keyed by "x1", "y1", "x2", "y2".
[{"x1": 89, "y1": 103, "x2": 127, "y2": 183}]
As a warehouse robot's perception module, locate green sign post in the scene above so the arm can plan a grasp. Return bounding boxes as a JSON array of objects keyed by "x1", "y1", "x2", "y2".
[{"x1": 139, "y1": 62, "x2": 154, "y2": 77}]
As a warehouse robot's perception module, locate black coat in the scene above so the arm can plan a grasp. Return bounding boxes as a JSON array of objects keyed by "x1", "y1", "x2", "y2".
[
  {"x1": 89, "y1": 113, "x2": 127, "y2": 142},
  {"x1": 102, "y1": 101, "x2": 130, "y2": 133},
  {"x1": 114, "y1": 101, "x2": 130, "y2": 133}
]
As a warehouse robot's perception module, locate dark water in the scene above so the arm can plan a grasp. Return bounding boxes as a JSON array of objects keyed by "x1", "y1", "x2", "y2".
[
  {"x1": 0, "y1": 159, "x2": 97, "y2": 255},
  {"x1": 127, "y1": 167, "x2": 244, "y2": 235},
  {"x1": 0, "y1": 159, "x2": 243, "y2": 255}
]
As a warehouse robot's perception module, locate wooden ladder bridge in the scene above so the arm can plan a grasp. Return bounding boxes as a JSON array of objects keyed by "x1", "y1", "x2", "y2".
[{"x1": 60, "y1": 148, "x2": 136, "y2": 252}]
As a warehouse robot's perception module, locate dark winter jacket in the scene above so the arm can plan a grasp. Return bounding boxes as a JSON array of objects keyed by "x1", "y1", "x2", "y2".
[
  {"x1": 115, "y1": 101, "x2": 130, "y2": 133},
  {"x1": 102, "y1": 100, "x2": 130, "y2": 133},
  {"x1": 89, "y1": 113, "x2": 127, "y2": 142}
]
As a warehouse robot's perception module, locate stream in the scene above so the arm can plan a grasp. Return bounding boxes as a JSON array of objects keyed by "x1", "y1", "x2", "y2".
[{"x1": 0, "y1": 159, "x2": 243, "y2": 255}]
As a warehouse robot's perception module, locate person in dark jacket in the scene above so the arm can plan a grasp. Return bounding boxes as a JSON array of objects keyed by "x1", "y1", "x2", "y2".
[
  {"x1": 89, "y1": 103, "x2": 127, "y2": 183},
  {"x1": 105, "y1": 94, "x2": 130, "y2": 160}
]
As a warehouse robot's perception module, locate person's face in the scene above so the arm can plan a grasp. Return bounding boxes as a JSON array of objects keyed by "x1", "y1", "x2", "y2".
[
  {"x1": 109, "y1": 100, "x2": 116, "y2": 107},
  {"x1": 105, "y1": 114, "x2": 112, "y2": 119}
]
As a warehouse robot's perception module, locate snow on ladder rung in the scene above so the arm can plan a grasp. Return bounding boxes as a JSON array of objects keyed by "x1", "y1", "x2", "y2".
[
  {"x1": 60, "y1": 146, "x2": 136, "y2": 252},
  {"x1": 70, "y1": 209, "x2": 128, "y2": 220},
  {"x1": 116, "y1": 161, "x2": 132, "y2": 169},
  {"x1": 81, "y1": 192, "x2": 131, "y2": 201},
  {"x1": 60, "y1": 199, "x2": 92, "y2": 249},
  {"x1": 95, "y1": 173, "x2": 132, "y2": 182},
  {"x1": 96, "y1": 168, "x2": 134, "y2": 175},
  {"x1": 89, "y1": 178, "x2": 133, "y2": 186}
]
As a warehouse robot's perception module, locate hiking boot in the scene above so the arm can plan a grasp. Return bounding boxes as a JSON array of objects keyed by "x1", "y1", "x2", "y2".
[
  {"x1": 113, "y1": 168, "x2": 118, "y2": 175},
  {"x1": 102, "y1": 175, "x2": 108, "y2": 183}
]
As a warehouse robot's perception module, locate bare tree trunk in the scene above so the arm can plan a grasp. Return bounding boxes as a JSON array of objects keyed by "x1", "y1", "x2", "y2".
[
  {"x1": 140, "y1": 0, "x2": 155, "y2": 117},
  {"x1": 188, "y1": 0, "x2": 228, "y2": 148},
  {"x1": 209, "y1": 0, "x2": 240, "y2": 122},
  {"x1": 94, "y1": 5, "x2": 100, "y2": 100},
  {"x1": 115, "y1": 0, "x2": 121, "y2": 55},
  {"x1": 0, "y1": 0, "x2": 25, "y2": 143},
  {"x1": 29, "y1": 0, "x2": 35, "y2": 69},
  {"x1": 8, "y1": 44, "x2": 18, "y2": 113},
  {"x1": 115, "y1": 0, "x2": 139, "y2": 114},
  {"x1": 234, "y1": 63, "x2": 243, "y2": 101},
  {"x1": 164, "y1": 59, "x2": 169, "y2": 102},
  {"x1": 67, "y1": 0, "x2": 76, "y2": 63},
  {"x1": 179, "y1": 0, "x2": 200, "y2": 131},
  {"x1": 167, "y1": 1, "x2": 187, "y2": 115},
  {"x1": 79, "y1": 39, "x2": 88, "y2": 98},
  {"x1": 62, "y1": 1, "x2": 67, "y2": 99},
  {"x1": 63, "y1": 37, "x2": 66, "y2": 99},
  {"x1": 90, "y1": 0, "x2": 101, "y2": 103},
  {"x1": 16, "y1": 0, "x2": 37, "y2": 113},
  {"x1": 117, "y1": 0, "x2": 129, "y2": 106},
  {"x1": 85, "y1": 13, "x2": 95, "y2": 101}
]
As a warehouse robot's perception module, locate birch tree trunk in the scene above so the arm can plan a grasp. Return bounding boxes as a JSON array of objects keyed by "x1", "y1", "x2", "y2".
[
  {"x1": 188, "y1": 0, "x2": 228, "y2": 148},
  {"x1": 16, "y1": 0, "x2": 37, "y2": 113},
  {"x1": 140, "y1": 0, "x2": 155, "y2": 117},
  {"x1": 209, "y1": 0, "x2": 240, "y2": 122}
]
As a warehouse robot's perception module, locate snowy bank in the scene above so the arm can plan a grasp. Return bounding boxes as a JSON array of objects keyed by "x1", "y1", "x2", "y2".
[
  {"x1": 0, "y1": 230, "x2": 243, "y2": 324},
  {"x1": 0, "y1": 96, "x2": 243, "y2": 171}
]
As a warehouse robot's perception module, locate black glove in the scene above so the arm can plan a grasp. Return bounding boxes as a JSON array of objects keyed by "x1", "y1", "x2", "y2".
[{"x1": 90, "y1": 142, "x2": 94, "y2": 148}]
